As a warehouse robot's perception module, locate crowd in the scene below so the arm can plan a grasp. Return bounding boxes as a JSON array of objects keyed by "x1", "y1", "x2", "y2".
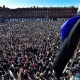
[{"x1": 0, "y1": 19, "x2": 80, "y2": 80}]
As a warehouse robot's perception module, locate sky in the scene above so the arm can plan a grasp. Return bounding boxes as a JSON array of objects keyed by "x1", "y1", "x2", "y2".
[{"x1": 0, "y1": 0, "x2": 80, "y2": 10}]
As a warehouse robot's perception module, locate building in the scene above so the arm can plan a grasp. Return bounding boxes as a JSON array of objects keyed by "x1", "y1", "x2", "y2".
[{"x1": 0, "y1": 6, "x2": 78, "y2": 22}]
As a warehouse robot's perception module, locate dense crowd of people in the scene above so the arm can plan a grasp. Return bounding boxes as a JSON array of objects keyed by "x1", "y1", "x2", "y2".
[{"x1": 0, "y1": 19, "x2": 80, "y2": 80}]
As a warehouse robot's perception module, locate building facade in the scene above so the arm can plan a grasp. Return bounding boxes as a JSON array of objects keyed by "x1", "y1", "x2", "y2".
[{"x1": 0, "y1": 6, "x2": 78, "y2": 22}]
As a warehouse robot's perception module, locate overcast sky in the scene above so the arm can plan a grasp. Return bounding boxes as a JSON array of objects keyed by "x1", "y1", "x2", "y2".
[{"x1": 0, "y1": 0, "x2": 80, "y2": 9}]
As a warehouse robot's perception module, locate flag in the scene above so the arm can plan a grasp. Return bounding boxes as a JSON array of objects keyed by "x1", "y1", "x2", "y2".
[
  {"x1": 53, "y1": 17, "x2": 80, "y2": 80},
  {"x1": 61, "y1": 16, "x2": 80, "y2": 41}
]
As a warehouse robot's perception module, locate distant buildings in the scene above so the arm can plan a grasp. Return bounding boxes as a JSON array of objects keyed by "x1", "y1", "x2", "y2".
[{"x1": 0, "y1": 6, "x2": 78, "y2": 22}]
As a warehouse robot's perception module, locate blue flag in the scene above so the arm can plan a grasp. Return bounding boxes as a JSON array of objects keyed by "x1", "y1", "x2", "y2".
[{"x1": 61, "y1": 16, "x2": 80, "y2": 41}]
